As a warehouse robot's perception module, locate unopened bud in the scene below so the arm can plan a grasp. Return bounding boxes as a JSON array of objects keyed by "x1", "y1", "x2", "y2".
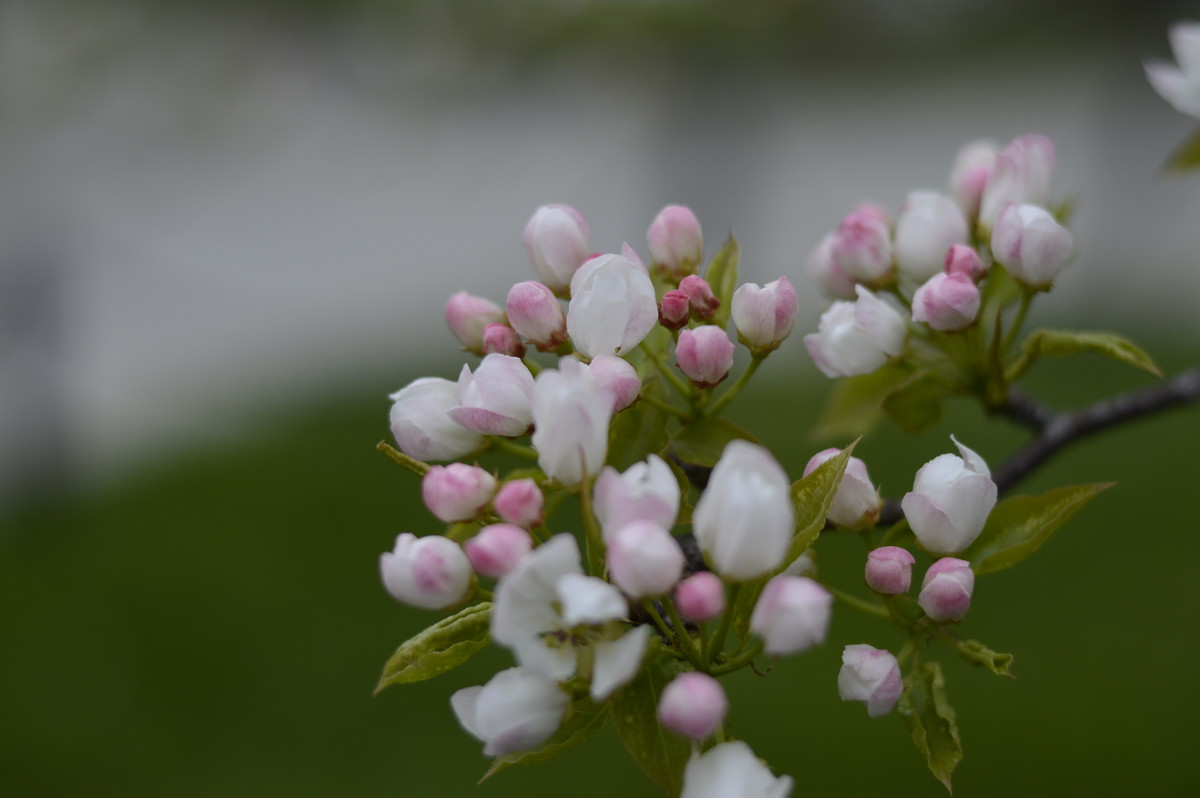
[
  {"x1": 864, "y1": 546, "x2": 915, "y2": 595},
  {"x1": 481, "y1": 323, "x2": 527, "y2": 358},
  {"x1": 524, "y1": 204, "x2": 590, "y2": 294},
  {"x1": 421, "y1": 463, "x2": 497, "y2": 523},
  {"x1": 380, "y1": 533, "x2": 472, "y2": 610},
  {"x1": 838, "y1": 644, "x2": 902, "y2": 718},
  {"x1": 658, "y1": 290, "x2": 691, "y2": 330},
  {"x1": 674, "y1": 572, "x2": 725, "y2": 623},
  {"x1": 948, "y1": 139, "x2": 998, "y2": 221},
  {"x1": 990, "y1": 203, "x2": 1073, "y2": 289},
  {"x1": 679, "y1": 275, "x2": 721, "y2": 318},
  {"x1": 730, "y1": 277, "x2": 798, "y2": 354},
  {"x1": 607, "y1": 521, "x2": 685, "y2": 599},
  {"x1": 831, "y1": 205, "x2": 893, "y2": 284},
  {"x1": 587, "y1": 354, "x2": 642, "y2": 412},
  {"x1": 918, "y1": 557, "x2": 974, "y2": 621},
  {"x1": 894, "y1": 191, "x2": 969, "y2": 282},
  {"x1": 749, "y1": 575, "x2": 832, "y2": 656},
  {"x1": 943, "y1": 244, "x2": 986, "y2": 282},
  {"x1": 647, "y1": 205, "x2": 704, "y2": 274},
  {"x1": 445, "y1": 292, "x2": 505, "y2": 353},
  {"x1": 464, "y1": 523, "x2": 533, "y2": 578},
  {"x1": 676, "y1": 326, "x2": 735, "y2": 388},
  {"x1": 493, "y1": 478, "x2": 544, "y2": 528},
  {"x1": 911, "y1": 272, "x2": 981, "y2": 332},
  {"x1": 506, "y1": 281, "x2": 567, "y2": 350},
  {"x1": 658, "y1": 671, "x2": 728, "y2": 740},
  {"x1": 803, "y1": 449, "x2": 881, "y2": 528}
]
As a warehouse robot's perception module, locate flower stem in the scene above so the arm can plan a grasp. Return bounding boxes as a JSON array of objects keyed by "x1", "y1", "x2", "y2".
[
  {"x1": 825, "y1": 584, "x2": 890, "y2": 620},
  {"x1": 639, "y1": 392, "x2": 690, "y2": 419},
  {"x1": 709, "y1": 583, "x2": 741, "y2": 664},
  {"x1": 490, "y1": 437, "x2": 539, "y2": 459},
  {"x1": 1001, "y1": 290, "x2": 1033, "y2": 354},
  {"x1": 664, "y1": 599, "x2": 704, "y2": 670},
  {"x1": 577, "y1": 476, "x2": 605, "y2": 577},
  {"x1": 376, "y1": 441, "x2": 430, "y2": 476},
  {"x1": 639, "y1": 340, "x2": 692, "y2": 399},
  {"x1": 709, "y1": 353, "x2": 766, "y2": 416},
  {"x1": 711, "y1": 640, "x2": 764, "y2": 675}
]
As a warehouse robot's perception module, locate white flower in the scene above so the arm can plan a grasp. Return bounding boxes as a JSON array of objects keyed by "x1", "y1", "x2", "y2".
[
  {"x1": 566, "y1": 251, "x2": 658, "y2": 357},
  {"x1": 803, "y1": 448, "x2": 881, "y2": 528},
  {"x1": 902, "y1": 435, "x2": 997, "y2": 555},
  {"x1": 948, "y1": 139, "x2": 998, "y2": 221},
  {"x1": 681, "y1": 741, "x2": 793, "y2": 798},
  {"x1": 451, "y1": 667, "x2": 569, "y2": 756},
  {"x1": 524, "y1": 204, "x2": 591, "y2": 294},
  {"x1": 530, "y1": 358, "x2": 613, "y2": 486},
  {"x1": 447, "y1": 354, "x2": 535, "y2": 437},
  {"x1": 730, "y1": 277, "x2": 799, "y2": 354},
  {"x1": 838, "y1": 644, "x2": 903, "y2": 718},
  {"x1": 990, "y1": 203, "x2": 1073, "y2": 289},
  {"x1": 490, "y1": 534, "x2": 647, "y2": 700},
  {"x1": 388, "y1": 377, "x2": 484, "y2": 462},
  {"x1": 893, "y1": 191, "x2": 968, "y2": 282},
  {"x1": 749, "y1": 575, "x2": 832, "y2": 656},
  {"x1": 804, "y1": 286, "x2": 907, "y2": 378},
  {"x1": 379, "y1": 533, "x2": 472, "y2": 610},
  {"x1": 978, "y1": 135, "x2": 1056, "y2": 229},
  {"x1": 607, "y1": 521, "x2": 685, "y2": 599},
  {"x1": 593, "y1": 454, "x2": 681, "y2": 540},
  {"x1": 1146, "y1": 21, "x2": 1200, "y2": 118},
  {"x1": 693, "y1": 440, "x2": 793, "y2": 580}
]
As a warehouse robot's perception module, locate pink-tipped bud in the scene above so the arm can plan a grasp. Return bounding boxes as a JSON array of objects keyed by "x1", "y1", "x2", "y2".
[
  {"x1": 481, "y1": 323, "x2": 527, "y2": 358},
  {"x1": 911, "y1": 272, "x2": 981, "y2": 332},
  {"x1": 979, "y1": 134, "x2": 1056, "y2": 229},
  {"x1": 675, "y1": 326, "x2": 735, "y2": 388},
  {"x1": 464, "y1": 523, "x2": 533, "y2": 578},
  {"x1": 607, "y1": 521, "x2": 685, "y2": 599},
  {"x1": 919, "y1": 557, "x2": 974, "y2": 622},
  {"x1": 803, "y1": 449, "x2": 881, "y2": 528},
  {"x1": 948, "y1": 139, "x2": 998, "y2": 222},
  {"x1": 990, "y1": 203, "x2": 1073, "y2": 289},
  {"x1": 943, "y1": 244, "x2": 986, "y2": 282},
  {"x1": 838, "y1": 644, "x2": 902, "y2": 718},
  {"x1": 749, "y1": 575, "x2": 832, "y2": 656},
  {"x1": 807, "y1": 232, "x2": 859, "y2": 300},
  {"x1": 658, "y1": 672, "x2": 728, "y2": 741},
  {"x1": 648, "y1": 205, "x2": 704, "y2": 274},
  {"x1": 730, "y1": 277, "x2": 798, "y2": 354},
  {"x1": 831, "y1": 206, "x2": 894, "y2": 284},
  {"x1": 658, "y1": 290, "x2": 691, "y2": 330},
  {"x1": 506, "y1": 281, "x2": 567, "y2": 350},
  {"x1": 587, "y1": 355, "x2": 642, "y2": 412},
  {"x1": 524, "y1": 204, "x2": 590, "y2": 294},
  {"x1": 445, "y1": 292, "x2": 505, "y2": 353},
  {"x1": 679, "y1": 275, "x2": 721, "y2": 319},
  {"x1": 864, "y1": 546, "x2": 916, "y2": 595},
  {"x1": 894, "y1": 191, "x2": 969, "y2": 282},
  {"x1": 421, "y1": 463, "x2": 497, "y2": 523},
  {"x1": 675, "y1": 572, "x2": 726, "y2": 623},
  {"x1": 380, "y1": 533, "x2": 472, "y2": 610},
  {"x1": 493, "y1": 478, "x2": 544, "y2": 528}
]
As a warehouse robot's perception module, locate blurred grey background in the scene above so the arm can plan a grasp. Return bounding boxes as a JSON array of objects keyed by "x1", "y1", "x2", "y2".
[{"x1": 2, "y1": 0, "x2": 1198, "y2": 503}]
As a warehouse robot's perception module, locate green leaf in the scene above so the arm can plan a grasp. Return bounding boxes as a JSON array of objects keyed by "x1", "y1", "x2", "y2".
[
  {"x1": 481, "y1": 698, "x2": 611, "y2": 782},
  {"x1": 780, "y1": 439, "x2": 859, "y2": 567},
  {"x1": 899, "y1": 661, "x2": 962, "y2": 793},
  {"x1": 954, "y1": 639, "x2": 1015, "y2": 678},
  {"x1": 1011, "y1": 329, "x2": 1161, "y2": 380},
  {"x1": 1165, "y1": 126, "x2": 1200, "y2": 172},
  {"x1": 881, "y1": 370, "x2": 948, "y2": 435},
  {"x1": 962, "y1": 483, "x2": 1113, "y2": 576},
  {"x1": 374, "y1": 603, "x2": 492, "y2": 693},
  {"x1": 703, "y1": 234, "x2": 740, "y2": 328},
  {"x1": 813, "y1": 364, "x2": 910, "y2": 440},
  {"x1": 669, "y1": 417, "x2": 759, "y2": 468},
  {"x1": 612, "y1": 658, "x2": 690, "y2": 796},
  {"x1": 609, "y1": 384, "x2": 671, "y2": 471}
]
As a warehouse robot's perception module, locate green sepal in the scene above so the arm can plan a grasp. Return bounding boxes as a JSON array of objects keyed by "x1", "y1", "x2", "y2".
[
  {"x1": 899, "y1": 661, "x2": 962, "y2": 794},
  {"x1": 480, "y1": 697, "x2": 611, "y2": 782},
  {"x1": 782, "y1": 438, "x2": 859, "y2": 568},
  {"x1": 962, "y1": 482, "x2": 1114, "y2": 575},
  {"x1": 669, "y1": 417, "x2": 760, "y2": 468},
  {"x1": 1164, "y1": 126, "x2": 1200, "y2": 172},
  {"x1": 813, "y1": 364, "x2": 911, "y2": 440},
  {"x1": 611, "y1": 657, "x2": 690, "y2": 797},
  {"x1": 881, "y1": 370, "x2": 948, "y2": 435},
  {"x1": 1007, "y1": 329, "x2": 1161, "y2": 382},
  {"x1": 445, "y1": 521, "x2": 481, "y2": 543},
  {"x1": 954, "y1": 639, "x2": 1015, "y2": 677},
  {"x1": 703, "y1": 234, "x2": 739, "y2": 329},
  {"x1": 608, "y1": 383, "x2": 671, "y2": 471},
  {"x1": 374, "y1": 602, "x2": 492, "y2": 694}
]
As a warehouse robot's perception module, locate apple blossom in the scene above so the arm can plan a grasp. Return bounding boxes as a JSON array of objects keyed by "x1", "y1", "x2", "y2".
[
  {"x1": 389, "y1": 377, "x2": 484, "y2": 462},
  {"x1": 679, "y1": 274, "x2": 721, "y2": 318},
  {"x1": 893, "y1": 191, "x2": 969, "y2": 282},
  {"x1": 524, "y1": 204, "x2": 590, "y2": 294},
  {"x1": 593, "y1": 454, "x2": 680, "y2": 540},
  {"x1": 680, "y1": 741, "x2": 793, "y2": 798},
  {"x1": 658, "y1": 289, "x2": 691, "y2": 330},
  {"x1": 658, "y1": 672, "x2": 728, "y2": 741},
  {"x1": 944, "y1": 243, "x2": 987, "y2": 282},
  {"x1": 506, "y1": 280, "x2": 567, "y2": 350},
  {"x1": 464, "y1": 524, "x2": 532, "y2": 579},
  {"x1": 674, "y1": 572, "x2": 726, "y2": 623},
  {"x1": 647, "y1": 204, "x2": 704, "y2": 273},
  {"x1": 831, "y1": 204, "x2": 893, "y2": 284},
  {"x1": 451, "y1": 667, "x2": 568, "y2": 756},
  {"x1": 749, "y1": 575, "x2": 833, "y2": 656},
  {"x1": 804, "y1": 285, "x2": 907, "y2": 378},
  {"x1": 948, "y1": 139, "x2": 997, "y2": 221},
  {"x1": 421, "y1": 463, "x2": 496, "y2": 523},
  {"x1": 493, "y1": 478, "x2": 544, "y2": 528},
  {"x1": 902, "y1": 435, "x2": 997, "y2": 555},
  {"x1": 730, "y1": 277, "x2": 799, "y2": 354},
  {"x1": 978, "y1": 134, "x2": 1056, "y2": 229},
  {"x1": 864, "y1": 546, "x2": 916, "y2": 595},
  {"x1": 911, "y1": 272, "x2": 981, "y2": 332},
  {"x1": 838, "y1": 644, "x2": 903, "y2": 718},
  {"x1": 803, "y1": 448, "x2": 881, "y2": 528},
  {"x1": 480, "y1": 323, "x2": 526, "y2": 358},
  {"x1": 566, "y1": 251, "x2": 658, "y2": 358},
  {"x1": 990, "y1": 202, "x2": 1073, "y2": 288},
  {"x1": 380, "y1": 533, "x2": 472, "y2": 610},
  {"x1": 447, "y1": 354, "x2": 535, "y2": 437},
  {"x1": 585, "y1": 354, "x2": 642, "y2": 412},
  {"x1": 1146, "y1": 21, "x2": 1200, "y2": 118},
  {"x1": 919, "y1": 557, "x2": 975, "y2": 622},
  {"x1": 676, "y1": 326, "x2": 735, "y2": 387},
  {"x1": 807, "y1": 232, "x2": 859, "y2": 300},
  {"x1": 607, "y1": 521, "x2": 685, "y2": 599},
  {"x1": 530, "y1": 358, "x2": 612, "y2": 486},
  {"x1": 445, "y1": 292, "x2": 505, "y2": 353}
]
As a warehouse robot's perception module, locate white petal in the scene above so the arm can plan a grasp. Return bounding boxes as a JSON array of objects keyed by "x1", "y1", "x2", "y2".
[
  {"x1": 590, "y1": 625, "x2": 651, "y2": 700},
  {"x1": 558, "y1": 573, "x2": 627, "y2": 626}
]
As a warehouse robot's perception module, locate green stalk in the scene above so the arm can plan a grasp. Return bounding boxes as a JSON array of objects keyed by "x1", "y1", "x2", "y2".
[
  {"x1": 708, "y1": 583, "x2": 741, "y2": 665},
  {"x1": 638, "y1": 340, "x2": 692, "y2": 399},
  {"x1": 825, "y1": 584, "x2": 890, "y2": 620},
  {"x1": 490, "y1": 437, "x2": 539, "y2": 459},
  {"x1": 708, "y1": 352, "x2": 766, "y2": 416}
]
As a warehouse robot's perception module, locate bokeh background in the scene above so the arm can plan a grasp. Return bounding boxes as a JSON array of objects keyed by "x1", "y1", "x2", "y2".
[{"x1": 2, "y1": 1, "x2": 1198, "y2": 795}]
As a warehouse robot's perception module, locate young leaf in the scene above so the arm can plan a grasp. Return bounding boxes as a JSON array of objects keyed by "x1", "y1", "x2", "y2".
[
  {"x1": 609, "y1": 384, "x2": 671, "y2": 471},
  {"x1": 899, "y1": 661, "x2": 962, "y2": 793},
  {"x1": 782, "y1": 439, "x2": 858, "y2": 567},
  {"x1": 1010, "y1": 329, "x2": 1161, "y2": 381},
  {"x1": 813, "y1": 364, "x2": 911, "y2": 440},
  {"x1": 954, "y1": 639, "x2": 1015, "y2": 678},
  {"x1": 669, "y1": 417, "x2": 760, "y2": 468},
  {"x1": 1165, "y1": 125, "x2": 1200, "y2": 172},
  {"x1": 480, "y1": 698, "x2": 611, "y2": 782},
  {"x1": 962, "y1": 483, "x2": 1114, "y2": 576},
  {"x1": 704, "y1": 234, "x2": 740, "y2": 329},
  {"x1": 881, "y1": 370, "x2": 948, "y2": 435},
  {"x1": 374, "y1": 602, "x2": 492, "y2": 693},
  {"x1": 612, "y1": 658, "x2": 690, "y2": 797}
]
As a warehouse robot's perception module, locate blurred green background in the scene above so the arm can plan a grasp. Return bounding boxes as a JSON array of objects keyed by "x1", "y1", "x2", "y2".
[{"x1": 3, "y1": 0, "x2": 1200, "y2": 795}]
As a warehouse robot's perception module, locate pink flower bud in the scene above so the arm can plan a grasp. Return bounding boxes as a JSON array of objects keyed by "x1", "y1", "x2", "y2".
[
  {"x1": 464, "y1": 523, "x2": 533, "y2": 578},
  {"x1": 659, "y1": 290, "x2": 691, "y2": 330},
  {"x1": 675, "y1": 326, "x2": 735, "y2": 388},
  {"x1": 838, "y1": 644, "x2": 902, "y2": 718},
  {"x1": 481, "y1": 323, "x2": 527, "y2": 358},
  {"x1": 749, "y1": 575, "x2": 832, "y2": 656},
  {"x1": 675, "y1": 572, "x2": 725, "y2": 623},
  {"x1": 948, "y1": 139, "x2": 997, "y2": 221},
  {"x1": 807, "y1": 232, "x2": 859, "y2": 300},
  {"x1": 894, "y1": 191, "x2": 969, "y2": 281},
  {"x1": 380, "y1": 533, "x2": 472, "y2": 610},
  {"x1": 607, "y1": 520, "x2": 685, "y2": 599},
  {"x1": 421, "y1": 463, "x2": 497, "y2": 523},
  {"x1": 524, "y1": 204, "x2": 590, "y2": 294},
  {"x1": 594, "y1": 454, "x2": 680, "y2": 539},
  {"x1": 990, "y1": 203, "x2": 1073, "y2": 288},
  {"x1": 803, "y1": 449, "x2": 881, "y2": 528},
  {"x1": 445, "y1": 292, "x2": 505, "y2": 353},
  {"x1": 506, "y1": 281, "x2": 567, "y2": 351},
  {"x1": 730, "y1": 277, "x2": 798, "y2": 354},
  {"x1": 447, "y1": 354, "x2": 536, "y2": 437},
  {"x1": 679, "y1": 275, "x2": 721, "y2": 318},
  {"x1": 911, "y1": 272, "x2": 981, "y2": 332},
  {"x1": 493, "y1": 478, "x2": 544, "y2": 528},
  {"x1": 902, "y1": 436, "x2": 997, "y2": 555},
  {"x1": 831, "y1": 206, "x2": 893, "y2": 284},
  {"x1": 658, "y1": 672, "x2": 728, "y2": 741},
  {"x1": 864, "y1": 546, "x2": 916, "y2": 595},
  {"x1": 647, "y1": 205, "x2": 704, "y2": 274},
  {"x1": 918, "y1": 557, "x2": 974, "y2": 621},
  {"x1": 586, "y1": 354, "x2": 641, "y2": 412},
  {"x1": 979, "y1": 135, "x2": 1056, "y2": 229},
  {"x1": 943, "y1": 244, "x2": 986, "y2": 282}
]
